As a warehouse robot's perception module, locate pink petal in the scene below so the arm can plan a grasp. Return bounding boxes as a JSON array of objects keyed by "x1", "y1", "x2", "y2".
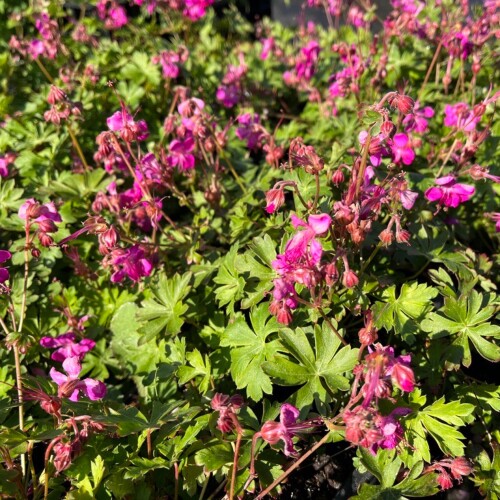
[
  {"x1": 400, "y1": 190, "x2": 418, "y2": 210},
  {"x1": 82, "y1": 379, "x2": 106, "y2": 400},
  {"x1": 290, "y1": 214, "x2": 307, "y2": 229},
  {"x1": 106, "y1": 110, "x2": 124, "y2": 131},
  {"x1": 49, "y1": 367, "x2": 68, "y2": 386},
  {"x1": 280, "y1": 403, "x2": 300, "y2": 427},
  {"x1": 62, "y1": 356, "x2": 82, "y2": 378},
  {"x1": 401, "y1": 147, "x2": 415, "y2": 165},
  {"x1": 425, "y1": 187, "x2": 443, "y2": 202},
  {"x1": 308, "y1": 214, "x2": 332, "y2": 234},
  {"x1": 435, "y1": 175, "x2": 455, "y2": 186},
  {"x1": 393, "y1": 133, "x2": 409, "y2": 148}
]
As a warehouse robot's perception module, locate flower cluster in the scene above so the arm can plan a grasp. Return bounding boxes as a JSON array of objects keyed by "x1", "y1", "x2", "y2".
[
  {"x1": 19, "y1": 198, "x2": 62, "y2": 248},
  {"x1": 342, "y1": 344, "x2": 415, "y2": 453},
  {"x1": 41, "y1": 332, "x2": 106, "y2": 402}
]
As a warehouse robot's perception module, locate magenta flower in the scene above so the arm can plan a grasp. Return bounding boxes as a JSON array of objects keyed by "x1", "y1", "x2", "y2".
[
  {"x1": 167, "y1": 135, "x2": 196, "y2": 171},
  {"x1": 403, "y1": 102, "x2": 434, "y2": 134},
  {"x1": 106, "y1": 245, "x2": 154, "y2": 283},
  {"x1": 391, "y1": 133, "x2": 415, "y2": 165},
  {"x1": 0, "y1": 250, "x2": 11, "y2": 285},
  {"x1": 216, "y1": 84, "x2": 239, "y2": 108},
  {"x1": 50, "y1": 356, "x2": 106, "y2": 401},
  {"x1": 178, "y1": 97, "x2": 205, "y2": 118},
  {"x1": 260, "y1": 37, "x2": 275, "y2": 60},
  {"x1": 183, "y1": 0, "x2": 214, "y2": 21},
  {"x1": 425, "y1": 175, "x2": 475, "y2": 208},
  {"x1": 235, "y1": 113, "x2": 264, "y2": 149},
  {"x1": 0, "y1": 153, "x2": 15, "y2": 178},
  {"x1": 259, "y1": 403, "x2": 322, "y2": 456},
  {"x1": 107, "y1": 109, "x2": 149, "y2": 141},
  {"x1": 343, "y1": 405, "x2": 409, "y2": 454},
  {"x1": 40, "y1": 333, "x2": 96, "y2": 362},
  {"x1": 444, "y1": 103, "x2": 479, "y2": 133},
  {"x1": 18, "y1": 199, "x2": 62, "y2": 223}
]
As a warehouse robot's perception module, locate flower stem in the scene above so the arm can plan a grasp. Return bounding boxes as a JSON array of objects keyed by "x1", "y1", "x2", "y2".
[
  {"x1": 255, "y1": 432, "x2": 331, "y2": 499},
  {"x1": 229, "y1": 430, "x2": 243, "y2": 500},
  {"x1": 67, "y1": 126, "x2": 90, "y2": 172}
]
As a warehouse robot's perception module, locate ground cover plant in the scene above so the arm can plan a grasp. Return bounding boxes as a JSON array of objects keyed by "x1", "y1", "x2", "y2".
[{"x1": 0, "y1": 0, "x2": 499, "y2": 498}]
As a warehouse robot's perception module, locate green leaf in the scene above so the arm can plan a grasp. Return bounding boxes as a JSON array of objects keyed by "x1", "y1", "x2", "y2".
[
  {"x1": 214, "y1": 245, "x2": 246, "y2": 314},
  {"x1": 220, "y1": 303, "x2": 282, "y2": 401},
  {"x1": 421, "y1": 291, "x2": 500, "y2": 367},
  {"x1": 236, "y1": 235, "x2": 277, "y2": 309},
  {"x1": 194, "y1": 443, "x2": 233, "y2": 472},
  {"x1": 136, "y1": 273, "x2": 192, "y2": 343},
  {"x1": 177, "y1": 349, "x2": 212, "y2": 394},
  {"x1": 373, "y1": 282, "x2": 438, "y2": 343},
  {"x1": 263, "y1": 322, "x2": 358, "y2": 407}
]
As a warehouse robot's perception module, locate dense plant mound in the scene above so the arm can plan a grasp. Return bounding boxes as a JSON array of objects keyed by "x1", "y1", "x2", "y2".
[{"x1": 0, "y1": 0, "x2": 499, "y2": 498}]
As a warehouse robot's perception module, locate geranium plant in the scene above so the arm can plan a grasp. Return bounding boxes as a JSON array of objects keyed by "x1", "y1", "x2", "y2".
[{"x1": 0, "y1": 0, "x2": 499, "y2": 498}]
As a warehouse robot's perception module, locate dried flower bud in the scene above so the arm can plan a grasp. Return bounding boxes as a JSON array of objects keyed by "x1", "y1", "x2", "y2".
[
  {"x1": 379, "y1": 228, "x2": 393, "y2": 246},
  {"x1": 389, "y1": 93, "x2": 414, "y2": 115}
]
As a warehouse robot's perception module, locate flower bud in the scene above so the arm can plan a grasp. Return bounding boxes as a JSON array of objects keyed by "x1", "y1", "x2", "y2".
[
  {"x1": 449, "y1": 457, "x2": 473, "y2": 479},
  {"x1": 331, "y1": 168, "x2": 345, "y2": 185},
  {"x1": 342, "y1": 270, "x2": 359, "y2": 288},
  {"x1": 381, "y1": 120, "x2": 395, "y2": 136},
  {"x1": 379, "y1": 228, "x2": 393, "y2": 246},
  {"x1": 47, "y1": 85, "x2": 67, "y2": 105},
  {"x1": 391, "y1": 362, "x2": 415, "y2": 392},
  {"x1": 265, "y1": 188, "x2": 285, "y2": 214},
  {"x1": 38, "y1": 232, "x2": 54, "y2": 247},
  {"x1": 31, "y1": 247, "x2": 41, "y2": 259},
  {"x1": 99, "y1": 226, "x2": 119, "y2": 250},
  {"x1": 260, "y1": 421, "x2": 282, "y2": 445}
]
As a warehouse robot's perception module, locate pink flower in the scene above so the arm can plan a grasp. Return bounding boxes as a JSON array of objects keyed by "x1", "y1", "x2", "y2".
[
  {"x1": 167, "y1": 135, "x2": 196, "y2": 171},
  {"x1": 178, "y1": 98, "x2": 205, "y2": 118},
  {"x1": 211, "y1": 393, "x2": 244, "y2": 433},
  {"x1": 107, "y1": 108, "x2": 149, "y2": 141},
  {"x1": 183, "y1": 0, "x2": 213, "y2": 21},
  {"x1": 403, "y1": 102, "x2": 434, "y2": 134},
  {"x1": 260, "y1": 37, "x2": 275, "y2": 60},
  {"x1": 444, "y1": 103, "x2": 479, "y2": 133},
  {"x1": 400, "y1": 189, "x2": 418, "y2": 210},
  {"x1": 0, "y1": 153, "x2": 15, "y2": 178},
  {"x1": 50, "y1": 356, "x2": 106, "y2": 401},
  {"x1": 235, "y1": 113, "x2": 264, "y2": 149},
  {"x1": 391, "y1": 133, "x2": 415, "y2": 165},
  {"x1": 259, "y1": 403, "x2": 322, "y2": 456},
  {"x1": 425, "y1": 176, "x2": 475, "y2": 208},
  {"x1": 106, "y1": 245, "x2": 154, "y2": 283},
  {"x1": 216, "y1": 84, "x2": 239, "y2": 108},
  {"x1": 0, "y1": 250, "x2": 11, "y2": 285},
  {"x1": 40, "y1": 333, "x2": 96, "y2": 362},
  {"x1": 265, "y1": 186, "x2": 286, "y2": 214},
  {"x1": 18, "y1": 199, "x2": 62, "y2": 223}
]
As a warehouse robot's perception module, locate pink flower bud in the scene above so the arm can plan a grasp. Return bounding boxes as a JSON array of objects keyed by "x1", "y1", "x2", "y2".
[
  {"x1": 449, "y1": 457, "x2": 473, "y2": 479},
  {"x1": 331, "y1": 168, "x2": 345, "y2": 185},
  {"x1": 260, "y1": 421, "x2": 283, "y2": 445},
  {"x1": 38, "y1": 232, "x2": 54, "y2": 247},
  {"x1": 391, "y1": 362, "x2": 415, "y2": 392},
  {"x1": 342, "y1": 269, "x2": 359, "y2": 288},
  {"x1": 265, "y1": 188, "x2": 285, "y2": 214},
  {"x1": 47, "y1": 85, "x2": 67, "y2": 105}
]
